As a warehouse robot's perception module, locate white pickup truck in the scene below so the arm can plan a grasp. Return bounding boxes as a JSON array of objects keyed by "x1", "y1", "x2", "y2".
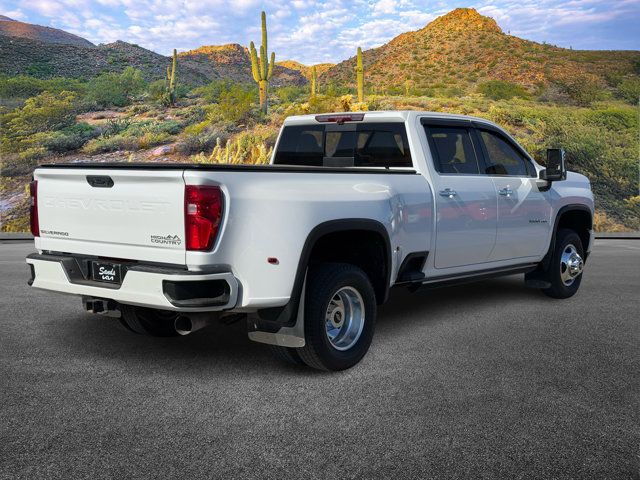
[{"x1": 27, "y1": 111, "x2": 594, "y2": 370}]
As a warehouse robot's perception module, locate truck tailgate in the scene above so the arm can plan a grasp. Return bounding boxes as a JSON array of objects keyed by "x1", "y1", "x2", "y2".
[{"x1": 34, "y1": 168, "x2": 186, "y2": 265}]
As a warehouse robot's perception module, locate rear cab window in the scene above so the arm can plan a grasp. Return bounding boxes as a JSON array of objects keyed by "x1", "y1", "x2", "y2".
[{"x1": 273, "y1": 122, "x2": 412, "y2": 168}]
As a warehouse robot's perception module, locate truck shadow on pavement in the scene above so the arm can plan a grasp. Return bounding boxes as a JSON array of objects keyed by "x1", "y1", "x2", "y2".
[{"x1": 45, "y1": 274, "x2": 542, "y2": 373}]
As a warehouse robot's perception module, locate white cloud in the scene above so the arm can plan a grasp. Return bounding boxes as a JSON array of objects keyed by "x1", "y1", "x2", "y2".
[
  {"x1": 6, "y1": 0, "x2": 638, "y2": 63},
  {"x1": 20, "y1": 0, "x2": 63, "y2": 17},
  {"x1": 372, "y1": 0, "x2": 397, "y2": 16},
  {"x1": 3, "y1": 9, "x2": 27, "y2": 19}
]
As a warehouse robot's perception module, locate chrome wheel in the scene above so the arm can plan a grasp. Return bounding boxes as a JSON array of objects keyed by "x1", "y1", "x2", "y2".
[
  {"x1": 324, "y1": 286, "x2": 365, "y2": 351},
  {"x1": 560, "y1": 243, "x2": 584, "y2": 286}
]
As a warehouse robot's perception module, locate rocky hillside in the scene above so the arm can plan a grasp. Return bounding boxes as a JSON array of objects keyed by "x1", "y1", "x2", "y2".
[
  {"x1": 0, "y1": 16, "x2": 94, "y2": 47},
  {"x1": 179, "y1": 44, "x2": 306, "y2": 87},
  {"x1": 0, "y1": 22, "x2": 306, "y2": 87},
  {"x1": 0, "y1": 35, "x2": 209, "y2": 84},
  {"x1": 323, "y1": 8, "x2": 640, "y2": 93},
  {"x1": 276, "y1": 60, "x2": 334, "y2": 80}
]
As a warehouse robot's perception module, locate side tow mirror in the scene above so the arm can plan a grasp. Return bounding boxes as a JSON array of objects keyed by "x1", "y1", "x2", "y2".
[{"x1": 540, "y1": 148, "x2": 566, "y2": 182}]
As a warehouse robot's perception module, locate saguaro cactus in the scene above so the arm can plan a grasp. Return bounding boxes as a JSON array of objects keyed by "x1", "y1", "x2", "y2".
[
  {"x1": 310, "y1": 65, "x2": 317, "y2": 97},
  {"x1": 166, "y1": 48, "x2": 177, "y2": 106},
  {"x1": 356, "y1": 47, "x2": 364, "y2": 103},
  {"x1": 249, "y1": 11, "x2": 275, "y2": 113}
]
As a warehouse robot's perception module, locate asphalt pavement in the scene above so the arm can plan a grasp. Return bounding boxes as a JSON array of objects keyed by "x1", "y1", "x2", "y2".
[{"x1": 1, "y1": 240, "x2": 638, "y2": 479}]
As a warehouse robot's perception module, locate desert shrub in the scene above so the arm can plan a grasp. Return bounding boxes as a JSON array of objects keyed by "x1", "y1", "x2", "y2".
[
  {"x1": 82, "y1": 135, "x2": 136, "y2": 154},
  {"x1": 275, "y1": 86, "x2": 306, "y2": 103},
  {"x1": 146, "y1": 79, "x2": 167, "y2": 103},
  {"x1": 171, "y1": 105, "x2": 206, "y2": 125},
  {"x1": 18, "y1": 146, "x2": 48, "y2": 161},
  {"x1": 136, "y1": 131, "x2": 171, "y2": 149},
  {"x1": 177, "y1": 131, "x2": 228, "y2": 155},
  {"x1": 477, "y1": 80, "x2": 529, "y2": 100},
  {"x1": 100, "y1": 118, "x2": 132, "y2": 137},
  {"x1": 41, "y1": 122, "x2": 100, "y2": 153},
  {"x1": 553, "y1": 75, "x2": 605, "y2": 106},
  {"x1": 192, "y1": 80, "x2": 236, "y2": 103},
  {"x1": 85, "y1": 67, "x2": 145, "y2": 108},
  {"x1": 120, "y1": 120, "x2": 181, "y2": 137},
  {"x1": 308, "y1": 95, "x2": 339, "y2": 113},
  {"x1": 0, "y1": 91, "x2": 78, "y2": 154},
  {"x1": 586, "y1": 108, "x2": 637, "y2": 131},
  {"x1": 325, "y1": 81, "x2": 349, "y2": 97},
  {"x1": 616, "y1": 78, "x2": 640, "y2": 105},
  {"x1": 82, "y1": 119, "x2": 181, "y2": 154},
  {"x1": 442, "y1": 86, "x2": 465, "y2": 98},
  {"x1": 206, "y1": 84, "x2": 255, "y2": 123},
  {"x1": 339, "y1": 94, "x2": 353, "y2": 111},
  {"x1": 25, "y1": 61, "x2": 54, "y2": 77},
  {"x1": 0, "y1": 75, "x2": 86, "y2": 99},
  {"x1": 593, "y1": 211, "x2": 629, "y2": 232}
]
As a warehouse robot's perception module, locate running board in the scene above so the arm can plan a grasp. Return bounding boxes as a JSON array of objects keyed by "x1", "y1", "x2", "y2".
[{"x1": 412, "y1": 263, "x2": 538, "y2": 291}]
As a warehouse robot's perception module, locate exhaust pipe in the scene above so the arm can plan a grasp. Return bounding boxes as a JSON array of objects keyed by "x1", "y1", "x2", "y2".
[{"x1": 174, "y1": 313, "x2": 214, "y2": 336}]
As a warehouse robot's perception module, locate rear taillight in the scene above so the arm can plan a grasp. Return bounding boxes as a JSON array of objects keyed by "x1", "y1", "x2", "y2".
[
  {"x1": 29, "y1": 180, "x2": 39, "y2": 237},
  {"x1": 184, "y1": 185, "x2": 223, "y2": 251}
]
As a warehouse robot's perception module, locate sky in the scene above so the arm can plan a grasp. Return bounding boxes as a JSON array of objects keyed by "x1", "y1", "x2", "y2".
[{"x1": 1, "y1": 0, "x2": 639, "y2": 64}]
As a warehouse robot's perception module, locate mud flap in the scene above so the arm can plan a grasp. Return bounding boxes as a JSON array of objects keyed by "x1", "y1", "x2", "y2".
[{"x1": 246, "y1": 277, "x2": 306, "y2": 348}]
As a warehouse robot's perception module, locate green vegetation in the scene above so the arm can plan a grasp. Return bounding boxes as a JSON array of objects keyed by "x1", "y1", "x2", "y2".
[
  {"x1": 82, "y1": 118, "x2": 181, "y2": 154},
  {"x1": 0, "y1": 74, "x2": 86, "y2": 99},
  {"x1": 165, "y1": 49, "x2": 178, "y2": 106},
  {"x1": 249, "y1": 11, "x2": 275, "y2": 113},
  {"x1": 310, "y1": 65, "x2": 317, "y2": 98},
  {"x1": 1, "y1": 91, "x2": 78, "y2": 160},
  {"x1": 553, "y1": 75, "x2": 605, "y2": 106},
  {"x1": 616, "y1": 78, "x2": 640, "y2": 104},
  {"x1": 86, "y1": 67, "x2": 145, "y2": 108},
  {"x1": 356, "y1": 47, "x2": 364, "y2": 102},
  {"x1": 477, "y1": 80, "x2": 529, "y2": 100}
]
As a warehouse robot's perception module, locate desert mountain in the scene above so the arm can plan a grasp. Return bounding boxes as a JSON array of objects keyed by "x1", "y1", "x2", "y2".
[
  {"x1": 276, "y1": 60, "x2": 335, "y2": 79},
  {"x1": 179, "y1": 44, "x2": 306, "y2": 87},
  {"x1": 2, "y1": 9, "x2": 638, "y2": 92},
  {"x1": 0, "y1": 16, "x2": 94, "y2": 47},
  {"x1": 322, "y1": 8, "x2": 640, "y2": 93},
  {"x1": 0, "y1": 21, "x2": 306, "y2": 87},
  {"x1": 0, "y1": 34, "x2": 210, "y2": 84}
]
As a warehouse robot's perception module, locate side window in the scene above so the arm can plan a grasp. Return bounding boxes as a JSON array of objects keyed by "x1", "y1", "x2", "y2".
[
  {"x1": 273, "y1": 125, "x2": 324, "y2": 166},
  {"x1": 426, "y1": 126, "x2": 480, "y2": 175},
  {"x1": 479, "y1": 130, "x2": 530, "y2": 176}
]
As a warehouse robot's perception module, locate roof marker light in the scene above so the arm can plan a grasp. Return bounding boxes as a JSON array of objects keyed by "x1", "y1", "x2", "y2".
[{"x1": 315, "y1": 113, "x2": 365, "y2": 124}]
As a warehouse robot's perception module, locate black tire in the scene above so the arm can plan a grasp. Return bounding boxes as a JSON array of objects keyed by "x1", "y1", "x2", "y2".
[
  {"x1": 268, "y1": 345, "x2": 306, "y2": 366},
  {"x1": 120, "y1": 305, "x2": 181, "y2": 337},
  {"x1": 542, "y1": 228, "x2": 585, "y2": 299},
  {"x1": 297, "y1": 263, "x2": 376, "y2": 371}
]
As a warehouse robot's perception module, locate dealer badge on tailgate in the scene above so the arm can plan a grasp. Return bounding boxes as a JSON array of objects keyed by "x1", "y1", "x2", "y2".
[{"x1": 91, "y1": 261, "x2": 122, "y2": 284}]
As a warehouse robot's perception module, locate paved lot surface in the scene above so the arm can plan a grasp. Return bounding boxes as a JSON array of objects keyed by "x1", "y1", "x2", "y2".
[{"x1": 1, "y1": 240, "x2": 638, "y2": 479}]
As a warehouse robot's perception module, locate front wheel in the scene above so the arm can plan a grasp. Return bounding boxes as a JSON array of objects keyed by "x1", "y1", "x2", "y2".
[
  {"x1": 542, "y1": 228, "x2": 585, "y2": 299},
  {"x1": 296, "y1": 263, "x2": 377, "y2": 371}
]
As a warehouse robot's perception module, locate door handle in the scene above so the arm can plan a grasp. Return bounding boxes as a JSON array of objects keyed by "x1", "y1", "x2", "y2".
[
  {"x1": 439, "y1": 188, "x2": 457, "y2": 198},
  {"x1": 498, "y1": 188, "x2": 513, "y2": 196}
]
